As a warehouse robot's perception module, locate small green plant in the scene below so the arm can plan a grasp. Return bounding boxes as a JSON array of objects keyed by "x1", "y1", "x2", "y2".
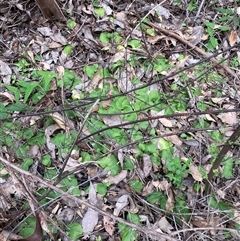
[
  {"x1": 165, "y1": 157, "x2": 190, "y2": 189},
  {"x1": 118, "y1": 213, "x2": 140, "y2": 241},
  {"x1": 18, "y1": 216, "x2": 36, "y2": 238},
  {"x1": 83, "y1": 64, "x2": 98, "y2": 78},
  {"x1": 230, "y1": 56, "x2": 240, "y2": 68},
  {"x1": 173, "y1": 194, "x2": 190, "y2": 224},
  {"x1": 222, "y1": 158, "x2": 234, "y2": 179},
  {"x1": 97, "y1": 154, "x2": 121, "y2": 176},
  {"x1": 41, "y1": 154, "x2": 51, "y2": 167},
  {"x1": 67, "y1": 222, "x2": 83, "y2": 240},
  {"x1": 158, "y1": 138, "x2": 189, "y2": 188},
  {"x1": 67, "y1": 19, "x2": 76, "y2": 29},
  {"x1": 96, "y1": 182, "x2": 110, "y2": 196},
  {"x1": 63, "y1": 44, "x2": 74, "y2": 55},
  {"x1": 129, "y1": 179, "x2": 143, "y2": 192},
  {"x1": 204, "y1": 21, "x2": 218, "y2": 51},
  {"x1": 99, "y1": 32, "x2": 122, "y2": 44},
  {"x1": 146, "y1": 191, "x2": 167, "y2": 210},
  {"x1": 188, "y1": 1, "x2": 197, "y2": 11}
]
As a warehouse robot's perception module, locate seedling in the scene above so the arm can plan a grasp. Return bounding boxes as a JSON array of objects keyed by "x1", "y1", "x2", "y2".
[
  {"x1": 67, "y1": 19, "x2": 76, "y2": 29},
  {"x1": 118, "y1": 213, "x2": 140, "y2": 241}
]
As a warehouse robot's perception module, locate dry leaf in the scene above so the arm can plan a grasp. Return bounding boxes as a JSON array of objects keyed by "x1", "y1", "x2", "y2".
[
  {"x1": 103, "y1": 216, "x2": 115, "y2": 235},
  {"x1": 56, "y1": 208, "x2": 75, "y2": 222},
  {"x1": 217, "y1": 105, "x2": 237, "y2": 125},
  {"x1": 38, "y1": 211, "x2": 54, "y2": 240},
  {"x1": 118, "y1": 65, "x2": 134, "y2": 92},
  {"x1": 164, "y1": 134, "x2": 182, "y2": 146},
  {"x1": 82, "y1": 208, "x2": 99, "y2": 235},
  {"x1": 35, "y1": 0, "x2": 64, "y2": 20},
  {"x1": 82, "y1": 183, "x2": 99, "y2": 234},
  {"x1": 49, "y1": 113, "x2": 70, "y2": 130},
  {"x1": 0, "y1": 60, "x2": 12, "y2": 84},
  {"x1": 229, "y1": 30, "x2": 238, "y2": 47},
  {"x1": 189, "y1": 163, "x2": 203, "y2": 181},
  {"x1": 45, "y1": 124, "x2": 61, "y2": 158},
  {"x1": 191, "y1": 217, "x2": 209, "y2": 227},
  {"x1": 216, "y1": 189, "x2": 226, "y2": 199},
  {"x1": 56, "y1": 65, "x2": 65, "y2": 78},
  {"x1": 105, "y1": 170, "x2": 127, "y2": 184},
  {"x1": 159, "y1": 118, "x2": 173, "y2": 127},
  {"x1": 142, "y1": 154, "x2": 152, "y2": 178},
  {"x1": 158, "y1": 217, "x2": 174, "y2": 234},
  {"x1": 114, "y1": 195, "x2": 129, "y2": 216},
  {"x1": 166, "y1": 188, "x2": 174, "y2": 211},
  {"x1": 0, "y1": 92, "x2": 15, "y2": 102}
]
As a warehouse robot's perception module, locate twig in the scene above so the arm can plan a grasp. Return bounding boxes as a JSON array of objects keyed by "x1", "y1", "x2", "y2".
[
  {"x1": 205, "y1": 124, "x2": 240, "y2": 193},
  {"x1": 171, "y1": 227, "x2": 240, "y2": 238},
  {"x1": 193, "y1": 0, "x2": 206, "y2": 25}
]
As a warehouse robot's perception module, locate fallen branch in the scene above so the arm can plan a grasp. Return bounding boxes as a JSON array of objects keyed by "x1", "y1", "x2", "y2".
[{"x1": 206, "y1": 124, "x2": 240, "y2": 192}]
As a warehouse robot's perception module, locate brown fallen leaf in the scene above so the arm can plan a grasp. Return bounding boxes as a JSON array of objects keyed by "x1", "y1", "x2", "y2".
[
  {"x1": 49, "y1": 113, "x2": 73, "y2": 130},
  {"x1": 103, "y1": 216, "x2": 115, "y2": 236},
  {"x1": 189, "y1": 163, "x2": 203, "y2": 182},
  {"x1": 229, "y1": 30, "x2": 238, "y2": 47}
]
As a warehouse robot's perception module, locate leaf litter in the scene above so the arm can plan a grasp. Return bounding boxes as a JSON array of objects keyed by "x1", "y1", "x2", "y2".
[{"x1": 0, "y1": 0, "x2": 240, "y2": 241}]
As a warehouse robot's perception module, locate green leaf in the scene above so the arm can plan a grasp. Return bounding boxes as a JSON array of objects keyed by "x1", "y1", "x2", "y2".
[
  {"x1": 118, "y1": 223, "x2": 137, "y2": 241},
  {"x1": 123, "y1": 157, "x2": 134, "y2": 170},
  {"x1": 127, "y1": 39, "x2": 141, "y2": 49},
  {"x1": 209, "y1": 130, "x2": 223, "y2": 142},
  {"x1": 67, "y1": 19, "x2": 77, "y2": 29},
  {"x1": 94, "y1": 8, "x2": 105, "y2": 18},
  {"x1": 67, "y1": 222, "x2": 83, "y2": 240},
  {"x1": 222, "y1": 158, "x2": 234, "y2": 179},
  {"x1": 83, "y1": 64, "x2": 98, "y2": 78},
  {"x1": 18, "y1": 81, "x2": 39, "y2": 103},
  {"x1": 22, "y1": 128, "x2": 34, "y2": 140},
  {"x1": 197, "y1": 102, "x2": 207, "y2": 111},
  {"x1": 147, "y1": 191, "x2": 167, "y2": 210},
  {"x1": 97, "y1": 155, "x2": 120, "y2": 176},
  {"x1": 188, "y1": 1, "x2": 197, "y2": 11},
  {"x1": 0, "y1": 103, "x2": 9, "y2": 119},
  {"x1": 42, "y1": 155, "x2": 51, "y2": 167},
  {"x1": 158, "y1": 138, "x2": 172, "y2": 150},
  {"x1": 217, "y1": 25, "x2": 231, "y2": 31},
  {"x1": 215, "y1": 7, "x2": 233, "y2": 15},
  {"x1": 63, "y1": 45, "x2": 73, "y2": 55},
  {"x1": 146, "y1": 28, "x2": 155, "y2": 36},
  {"x1": 127, "y1": 213, "x2": 140, "y2": 225},
  {"x1": 6, "y1": 103, "x2": 33, "y2": 112},
  {"x1": 20, "y1": 158, "x2": 34, "y2": 171},
  {"x1": 72, "y1": 187, "x2": 81, "y2": 196},
  {"x1": 96, "y1": 183, "x2": 109, "y2": 196},
  {"x1": 6, "y1": 85, "x2": 20, "y2": 102},
  {"x1": 60, "y1": 175, "x2": 78, "y2": 189},
  {"x1": 204, "y1": 20, "x2": 215, "y2": 29},
  {"x1": 18, "y1": 218, "x2": 35, "y2": 237},
  {"x1": 210, "y1": 36, "x2": 218, "y2": 49},
  {"x1": 100, "y1": 32, "x2": 110, "y2": 44},
  {"x1": 129, "y1": 180, "x2": 143, "y2": 192}
]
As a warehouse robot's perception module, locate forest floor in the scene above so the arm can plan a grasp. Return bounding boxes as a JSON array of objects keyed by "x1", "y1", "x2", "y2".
[{"x1": 0, "y1": 0, "x2": 240, "y2": 240}]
